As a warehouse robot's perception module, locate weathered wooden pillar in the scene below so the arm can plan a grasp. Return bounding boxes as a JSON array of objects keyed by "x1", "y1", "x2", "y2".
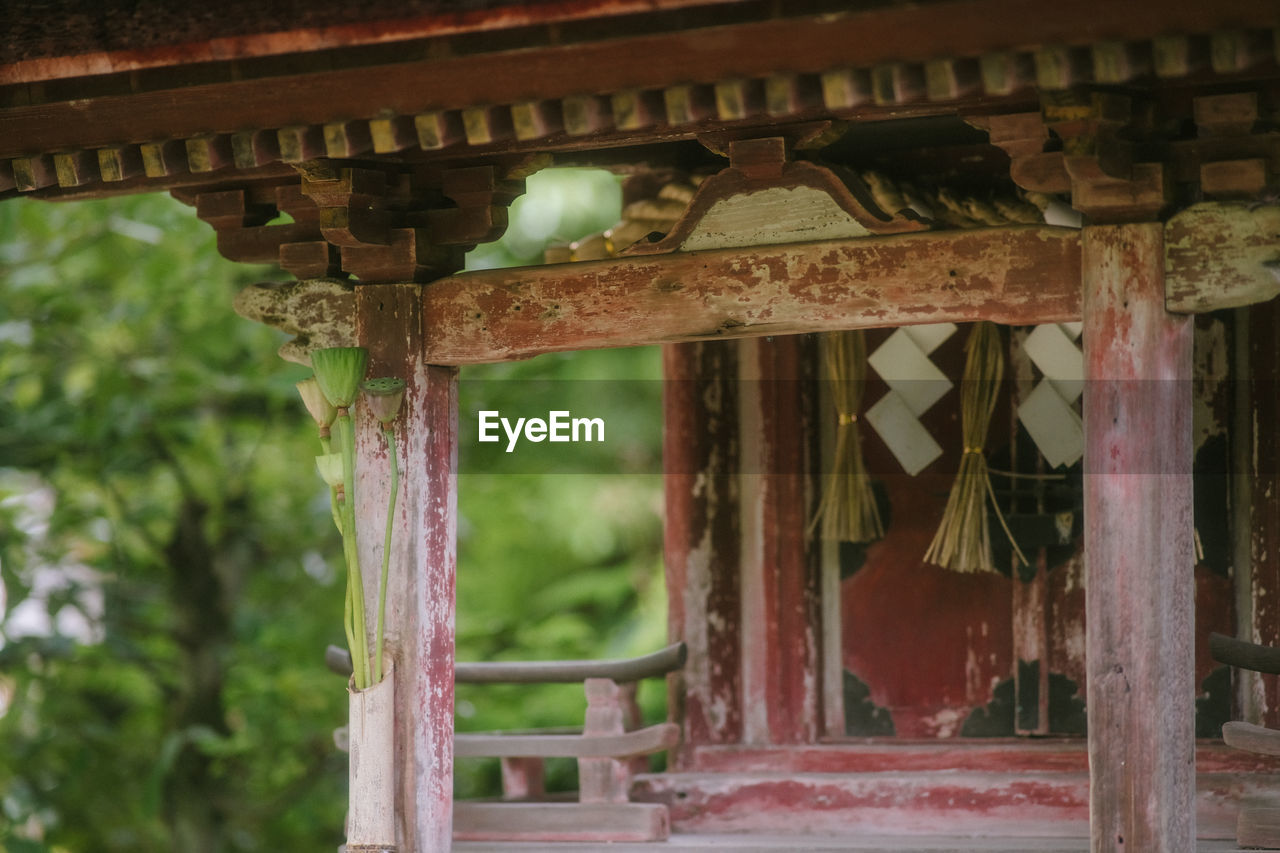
[
  {"x1": 1082, "y1": 224, "x2": 1194, "y2": 853},
  {"x1": 356, "y1": 284, "x2": 458, "y2": 853},
  {"x1": 737, "y1": 335, "x2": 820, "y2": 745},
  {"x1": 663, "y1": 341, "x2": 743, "y2": 765}
]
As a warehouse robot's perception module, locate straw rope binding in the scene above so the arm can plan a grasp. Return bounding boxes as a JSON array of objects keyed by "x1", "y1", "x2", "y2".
[
  {"x1": 924, "y1": 322, "x2": 1027, "y2": 573},
  {"x1": 811, "y1": 330, "x2": 883, "y2": 543}
]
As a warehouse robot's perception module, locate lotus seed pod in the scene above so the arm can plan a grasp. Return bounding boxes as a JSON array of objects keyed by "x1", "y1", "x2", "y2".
[
  {"x1": 361, "y1": 377, "x2": 406, "y2": 425},
  {"x1": 310, "y1": 347, "x2": 368, "y2": 408},
  {"x1": 296, "y1": 377, "x2": 338, "y2": 429}
]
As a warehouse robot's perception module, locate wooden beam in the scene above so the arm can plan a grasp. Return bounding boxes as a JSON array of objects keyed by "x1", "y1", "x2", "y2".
[
  {"x1": 1082, "y1": 223, "x2": 1194, "y2": 853},
  {"x1": 1165, "y1": 202, "x2": 1280, "y2": 313},
  {"x1": 663, "y1": 342, "x2": 744, "y2": 766},
  {"x1": 356, "y1": 284, "x2": 458, "y2": 853},
  {"x1": 421, "y1": 226, "x2": 1083, "y2": 364}
]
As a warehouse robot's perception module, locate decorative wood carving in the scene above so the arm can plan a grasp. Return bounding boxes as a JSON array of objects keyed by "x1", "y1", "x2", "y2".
[
  {"x1": 232, "y1": 278, "x2": 355, "y2": 365},
  {"x1": 628, "y1": 137, "x2": 926, "y2": 256}
]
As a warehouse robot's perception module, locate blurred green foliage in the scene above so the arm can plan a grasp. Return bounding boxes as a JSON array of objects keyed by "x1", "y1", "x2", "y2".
[{"x1": 0, "y1": 169, "x2": 664, "y2": 849}]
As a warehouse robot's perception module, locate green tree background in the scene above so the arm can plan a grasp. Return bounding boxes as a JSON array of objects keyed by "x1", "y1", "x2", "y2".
[{"x1": 0, "y1": 169, "x2": 664, "y2": 851}]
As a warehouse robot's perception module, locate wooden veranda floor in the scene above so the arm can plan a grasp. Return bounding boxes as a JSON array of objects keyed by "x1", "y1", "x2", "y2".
[{"x1": 454, "y1": 836, "x2": 1252, "y2": 852}]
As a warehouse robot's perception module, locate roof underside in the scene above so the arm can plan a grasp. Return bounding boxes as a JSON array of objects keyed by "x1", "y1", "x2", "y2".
[{"x1": 0, "y1": 0, "x2": 1278, "y2": 206}]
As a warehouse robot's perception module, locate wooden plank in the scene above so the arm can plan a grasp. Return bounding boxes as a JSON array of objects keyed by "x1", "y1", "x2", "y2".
[
  {"x1": 355, "y1": 284, "x2": 458, "y2": 853},
  {"x1": 1223, "y1": 720, "x2": 1280, "y2": 756},
  {"x1": 1082, "y1": 223, "x2": 1194, "y2": 853},
  {"x1": 453, "y1": 802, "x2": 669, "y2": 842},
  {"x1": 419, "y1": 226, "x2": 1083, "y2": 364},
  {"x1": 738, "y1": 335, "x2": 819, "y2": 745},
  {"x1": 663, "y1": 342, "x2": 744, "y2": 766},
  {"x1": 1165, "y1": 202, "x2": 1280, "y2": 313},
  {"x1": 1238, "y1": 807, "x2": 1280, "y2": 849},
  {"x1": 455, "y1": 723, "x2": 679, "y2": 759},
  {"x1": 1210, "y1": 632, "x2": 1280, "y2": 674}
]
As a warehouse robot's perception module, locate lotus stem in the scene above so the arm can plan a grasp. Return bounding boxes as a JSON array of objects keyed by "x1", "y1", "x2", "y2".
[
  {"x1": 373, "y1": 426, "x2": 398, "y2": 685},
  {"x1": 336, "y1": 411, "x2": 370, "y2": 689}
]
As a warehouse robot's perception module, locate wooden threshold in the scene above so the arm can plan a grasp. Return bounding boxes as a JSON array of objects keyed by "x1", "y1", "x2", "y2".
[{"x1": 453, "y1": 834, "x2": 1254, "y2": 852}]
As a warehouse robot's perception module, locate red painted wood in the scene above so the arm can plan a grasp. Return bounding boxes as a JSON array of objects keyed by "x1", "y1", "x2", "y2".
[
  {"x1": 632, "y1": 761, "x2": 1280, "y2": 839},
  {"x1": 1248, "y1": 299, "x2": 1280, "y2": 728},
  {"x1": 738, "y1": 335, "x2": 820, "y2": 745},
  {"x1": 356, "y1": 284, "x2": 458, "y2": 853},
  {"x1": 422, "y1": 227, "x2": 1083, "y2": 364},
  {"x1": 688, "y1": 742, "x2": 1280, "y2": 775},
  {"x1": 662, "y1": 342, "x2": 743, "y2": 764},
  {"x1": 1082, "y1": 224, "x2": 1195, "y2": 853},
  {"x1": 841, "y1": 329, "x2": 1015, "y2": 739}
]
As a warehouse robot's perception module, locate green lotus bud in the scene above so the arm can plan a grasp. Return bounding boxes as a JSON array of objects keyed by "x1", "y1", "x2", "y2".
[
  {"x1": 296, "y1": 377, "x2": 338, "y2": 429},
  {"x1": 315, "y1": 453, "x2": 345, "y2": 488},
  {"x1": 362, "y1": 377, "x2": 406, "y2": 425},
  {"x1": 310, "y1": 347, "x2": 368, "y2": 408}
]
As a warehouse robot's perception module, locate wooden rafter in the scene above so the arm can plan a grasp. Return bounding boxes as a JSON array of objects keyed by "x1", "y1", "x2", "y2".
[{"x1": 2, "y1": 0, "x2": 1278, "y2": 200}]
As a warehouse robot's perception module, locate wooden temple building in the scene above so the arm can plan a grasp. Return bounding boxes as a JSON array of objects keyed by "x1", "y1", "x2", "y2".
[{"x1": 7, "y1": 1, "x2": 1280, "y2": 850}]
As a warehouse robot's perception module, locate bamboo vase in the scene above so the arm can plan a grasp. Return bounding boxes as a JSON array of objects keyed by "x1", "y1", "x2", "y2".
[{"x1": 347, "y1": 662, "x2": 396, "y2": 853}]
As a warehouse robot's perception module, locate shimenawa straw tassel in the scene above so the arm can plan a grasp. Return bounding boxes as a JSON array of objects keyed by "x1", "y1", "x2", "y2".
[
  {"x1": 924, "y1": 322, "x2": 1027, "y2": 573},
  {"x1": 811, "y1": 330, "x2": 884, "y2": 543}
]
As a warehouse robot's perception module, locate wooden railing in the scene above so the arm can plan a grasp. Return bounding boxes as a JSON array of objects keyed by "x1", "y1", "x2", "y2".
[
  {"x1": 328, "y1": 642, "x2": 687, "y2": 843},
  {"x1": 1210, "y1": 632, "x2": 1280, "y2": 849}
]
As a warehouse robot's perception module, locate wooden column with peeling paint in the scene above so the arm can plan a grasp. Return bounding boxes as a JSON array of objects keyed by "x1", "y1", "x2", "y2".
[
  {"x1": 738, "y1": 335, "x2": 821, "y2": 745},
  {"x1": 1082, "y1": 224, "x2": 1194, "y2": 853},
  {"x1": 356, "y1": 284, "x2": 458, "y2": 853},
  {"x1": 663, "y1": 342, "x2": 743, "y2": 766}
]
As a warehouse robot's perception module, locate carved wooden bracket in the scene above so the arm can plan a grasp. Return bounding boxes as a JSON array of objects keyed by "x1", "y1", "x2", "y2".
[
  {"x1": 971, "y1": 89, "x2": 1280, "y2": 223},
  {"x1": 1166, "y1": 202, "x2": 1280, "y2": 313},
  {"x1": 232, "y1": 278, "x2": 356, "y2": 365},
  {"x1": 177, "y1": 161, "x2": 525, "y2": 283},
  {"x1": 626, "y1": 137, "x2": 927, "y2": 255}
]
